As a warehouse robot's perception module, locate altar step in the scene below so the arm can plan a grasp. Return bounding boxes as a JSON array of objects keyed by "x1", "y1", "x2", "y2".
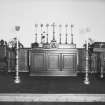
[
  {"x1": 0, "y1": 94, "x2": 105, "y2": 102},
  {"x1": 30, "y1": 71, "x2": 77, "y2": 76}
]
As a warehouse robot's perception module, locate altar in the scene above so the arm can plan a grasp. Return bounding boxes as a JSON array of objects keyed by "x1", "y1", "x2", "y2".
[{"x1": 29, "y1": 48, "x2": 78, "y2": 76}]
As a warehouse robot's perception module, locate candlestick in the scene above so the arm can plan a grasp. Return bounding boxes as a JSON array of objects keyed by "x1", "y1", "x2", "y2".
[
  {"x1": 35, "y1": 24, "x2": 38, "y2": 43},
  {"x1": 46, "y1": 24, "x2": 49, "y2": 43},
  {"x1": 51, "y1": 22, "x2": 56, "y2": 41},
  {"x1": 84, "y1": 31, "x2": 90, "y2": 85},
  {"x1": 14, "y1": 26, "x2": 20, "y2": 84},
  {"x1": 71, "y1": 24, "x2": 74, "y2": 44},
  {"x1": 40, "y1": 24, "x2": 43, "y2": 44},
  {"x1": 59, "y1": 24, "x2": 62, "y2": 44},
  {"x1": 65, "y1": 24, "x2": 68, "y2": 44}
]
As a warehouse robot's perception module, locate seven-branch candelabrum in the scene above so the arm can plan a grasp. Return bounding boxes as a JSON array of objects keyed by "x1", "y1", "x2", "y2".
[
  {"x1": 71, "y1": 24, "x2": 74, "y2": 44},
  {"x1": 40, "y1": 24, "x2": 43, "y2": 44},
  {"x1": 46, "y1": 24, "x2": 49, "y2": 43},
  {"x1": 35, "y1": 24, "x2": 38, "y2": 43},
  {"x1": 14, "y1": 26, "x2": 20, "y2": 84},
  {"x1": 59, "y1": 24, "x2": 62, "y2": 44},
  {"x1": 51, "y1": 22, "x2": 56, "y2": 41},
  {"x1": 65, "y1": 24, "x2": 68, "y2": 44}
]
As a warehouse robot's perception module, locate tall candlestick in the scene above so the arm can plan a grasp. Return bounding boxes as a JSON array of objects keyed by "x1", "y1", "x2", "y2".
[
  {"x1": 84, "y1": 30, "x2": 90, "y2": 85},
  {"x1": 71, "y1": 24, "x2": 74, "y2": 44},
  {"x1": 59, "y1": 24, "x2": 62, "y2": 44},
  {"x1": 65, "y1": 24, "x2": 68, "y2": 44},
  {"x1": 14, "y1": 26, "x2": 20, "y2": 84},
  {"x1": 46, "y1": 24, "x2": 49, "y2": 43}
]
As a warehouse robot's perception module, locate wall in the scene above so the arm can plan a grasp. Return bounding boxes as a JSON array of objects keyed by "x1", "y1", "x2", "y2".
[{"x1": 0, "y1": 0, "x2": 105, "y2": 48}]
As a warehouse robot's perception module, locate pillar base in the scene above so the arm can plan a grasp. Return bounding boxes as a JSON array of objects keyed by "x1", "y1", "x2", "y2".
[
  {"x1": 14, "y1": 76, "x2": 20, "y2": 84},
  {"x1": 101, "y1": 73, "x2": 104, "y2": 78},
  {"x1": 84, "y1": 78, "x2": 90, "y2": 85}
]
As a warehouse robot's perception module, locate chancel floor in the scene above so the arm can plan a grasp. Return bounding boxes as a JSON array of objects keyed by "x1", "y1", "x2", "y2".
[{"x1": 0, "y1": 72, "x2": 105, "y2": 94}]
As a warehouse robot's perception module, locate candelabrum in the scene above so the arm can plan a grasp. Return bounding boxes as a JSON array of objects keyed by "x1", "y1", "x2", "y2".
[
  {"x1": 59, "y1": 24, "x2": 62, "y2": 44},
  {"x1": 71, "y1": 24, "x2": 74, "y2": 44},
  {"x1": 46, "y1": 24, "x2": 49, "y2": 43},
  {"x1": 35, "y1": 24, "x2": 38, "y2": 43},
  {"x1": 84, "y1": 40, "x2": 90, "y2": 85},
  {"x1": 14, "y1": 26, "x2": 20, "y2": 84},
  {"x1": 40, "y1": 24, "x2": 43, "y2": 44},
  {"x1": 65, "y1": 24, "x2": 68, "y2": 44}
]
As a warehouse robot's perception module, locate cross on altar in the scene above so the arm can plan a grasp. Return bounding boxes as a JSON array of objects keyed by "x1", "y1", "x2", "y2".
[{"x1": 51, "y1": 22, "x2": 56, "y2": 41}]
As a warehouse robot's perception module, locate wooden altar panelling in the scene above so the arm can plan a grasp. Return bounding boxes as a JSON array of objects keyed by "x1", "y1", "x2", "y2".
[
  {"x1": 8, "y1": 48, "x2": 30, "y2": 72},
  {"x1": 8, "y1": 49, "x2": 16, "y2": 72},
  {"x1": 78, "y1": 48, "x2": 86, "y2": 73},
  {"x1": 0, "y1": 47, "x2": 8, "y2": 71},
  {"x1": 18, "y1": 48, "x2": 29, "y2": 72},
  {"x1": 62, "y1": 54, "x2": 76, "y2": 71},
  {"x1": 93, "y1": 48, "x2": 105, "y2": 73},
  {"x1": 46, "y1": 53, "x2": 60, "y2": 71},
  {"x1": 31, "y1": 53, "x2": 45, "y2": 71},
  {"x1": 30, "y1": 48, "x2": 78, "y2": 76}
]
